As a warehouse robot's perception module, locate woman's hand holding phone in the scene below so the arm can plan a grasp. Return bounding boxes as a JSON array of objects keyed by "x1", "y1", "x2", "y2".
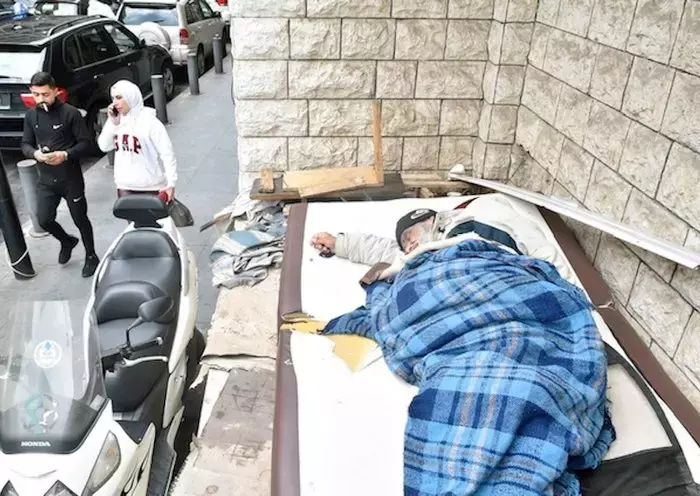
[{"x1": 108, "y1": 104, "x2": 120, "y2": 125}]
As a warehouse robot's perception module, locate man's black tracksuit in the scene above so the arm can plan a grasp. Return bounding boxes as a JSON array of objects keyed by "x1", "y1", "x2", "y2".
[{"x1": 21, "y1": 99, "x2": 98, "y2": 271}]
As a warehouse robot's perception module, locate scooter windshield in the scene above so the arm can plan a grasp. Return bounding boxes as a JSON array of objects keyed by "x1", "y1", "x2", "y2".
[{"x1": 0, "y1": 300, "x2": 107, "y2": 454}]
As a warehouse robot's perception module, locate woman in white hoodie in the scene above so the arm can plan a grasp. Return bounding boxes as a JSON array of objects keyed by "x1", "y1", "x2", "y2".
[{"x1": 98, "y1": 80, "x2": 177, "y2": 202}]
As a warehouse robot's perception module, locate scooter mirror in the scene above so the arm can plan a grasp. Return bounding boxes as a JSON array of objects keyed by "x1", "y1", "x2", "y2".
[
  {"x1": 137, "y1": 296, "x2": 174, "y2": 323},
  {"x1": 124, "y1": 296, "x2": 174, "y2": 350}
]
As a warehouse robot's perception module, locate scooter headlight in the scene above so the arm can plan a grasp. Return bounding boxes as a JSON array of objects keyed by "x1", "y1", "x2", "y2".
[
  {"x1": 83, "y1": 431, "x2": 121, "y2": 495},
  {"x1": 0, "y1": 482, "x2": 18, "y2": 496},
  {"x1": 44, "y1": 481, "x2": 77, "y2": 496}
]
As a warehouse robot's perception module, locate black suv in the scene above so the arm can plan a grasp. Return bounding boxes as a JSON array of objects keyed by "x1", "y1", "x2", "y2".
[
  {"x1": 0, "y1": 15, "x2": 175, "y2": 150},
  {"x1": 0, "y1": 0, "x2": 14, "y2": 21}
]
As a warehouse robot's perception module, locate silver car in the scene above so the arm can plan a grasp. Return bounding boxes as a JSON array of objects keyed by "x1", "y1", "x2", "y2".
[{"x1": 116, "y1": 0, "x2": 225, "y2": 75}]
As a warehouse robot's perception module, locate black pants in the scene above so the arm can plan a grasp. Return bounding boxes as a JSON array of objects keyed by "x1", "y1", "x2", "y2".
[{"x1": 36, "y1": 180, "x2": 96, "y2": 256}]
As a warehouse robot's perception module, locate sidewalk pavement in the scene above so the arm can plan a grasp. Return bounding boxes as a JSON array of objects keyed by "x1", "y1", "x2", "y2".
[
  {"x1": 0, "y1": 57, "x2": 238, "y2": 333},
  {"x1": 0, "y1": 56, "x2": 278, "y2": 494}
]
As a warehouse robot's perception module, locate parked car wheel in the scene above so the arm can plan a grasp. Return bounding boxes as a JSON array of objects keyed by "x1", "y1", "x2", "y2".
[
  {"x1": 196, "y1": 45, "x2": 206, "y2": 76},
  {"x1": 162, "y1": 61, "x2": 175, "y2": 101}
]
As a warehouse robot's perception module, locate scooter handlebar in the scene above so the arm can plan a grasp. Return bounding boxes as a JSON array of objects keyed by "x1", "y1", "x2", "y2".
[
  {"x1": 129, "y1": 337, "x2": 163, "y2": 355},
  {"x1": 100, "y1": 337, "x2": 163, "y2": 372}
]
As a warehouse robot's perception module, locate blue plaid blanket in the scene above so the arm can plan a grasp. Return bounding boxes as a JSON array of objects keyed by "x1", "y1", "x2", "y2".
[{"x1": 323, "y1": 239, "x2": 615, "y2": 495}]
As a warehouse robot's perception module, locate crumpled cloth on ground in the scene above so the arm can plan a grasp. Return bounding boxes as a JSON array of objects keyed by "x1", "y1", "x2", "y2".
[
  {"x1": 210, "y1": 205, "x2": 287, "y2": 288},
  {"x1": 214, "y1": 183, "x2": 279, "y2": 225},
  {"x1": 234, "y1": 205, "x2": 287, "y2": 237}
]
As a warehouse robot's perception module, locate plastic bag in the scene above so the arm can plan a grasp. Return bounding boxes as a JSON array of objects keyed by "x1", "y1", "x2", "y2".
[{"x1": 168, "y1": 198, "x2": 194, "y2": 227}]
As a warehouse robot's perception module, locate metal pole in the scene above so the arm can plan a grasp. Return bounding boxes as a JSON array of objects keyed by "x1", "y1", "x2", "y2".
[
  {"x1": 107, "y1": 149, "x2": 115, "y2": 169},
  {"x1": 0, "y1": 152, "x2": 36, "y2": 280},
  {"x1": 213, "y1": 35, "x2": 224, "y2": 74},
  {"x1": 98, "y1": 108, "x2": 115, "y2": 169},
  {"x1": 15, "y1": 159, "x2": 48, "y2": 238},
  {"x1": 187, "y1": 51, "x2": 200, "y2": 96},
  {"x1": 151, "y1": 74, "x2": 169, "y2": 124}
]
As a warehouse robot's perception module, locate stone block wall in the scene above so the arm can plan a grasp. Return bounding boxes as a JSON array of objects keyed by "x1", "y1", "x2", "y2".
[
  {"x1": 512, "y1": 0, "x2": 700, "y2": 409},
  {"x1": 477, "y1": 0, "x2": 537, "y2": 180},
  {"x1": 230, "y1": 0, "x2": 700, "y2": 411},
  {"x1": 231, "y1": 0, "x2": 501, "y2": 180}
]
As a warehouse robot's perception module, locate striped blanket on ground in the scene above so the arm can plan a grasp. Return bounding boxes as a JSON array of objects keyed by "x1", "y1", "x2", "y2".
[
  {"x1": 322, "y1": 239, "x2": 615, "y2": 496},
  {"x1": 209, "y1": 206, "x2": 286, "y2": 288},
  {"x1": 210, "y1": 230, "x2": 284, "y2": 288}
]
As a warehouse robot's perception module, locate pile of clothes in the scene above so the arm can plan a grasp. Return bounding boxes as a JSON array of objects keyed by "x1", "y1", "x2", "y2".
[{"x1": 209, "y1": 193, "x2": 287, "y2": 289}]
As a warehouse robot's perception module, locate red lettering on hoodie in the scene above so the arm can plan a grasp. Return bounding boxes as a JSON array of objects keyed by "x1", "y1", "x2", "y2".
[{"x1": 116, "y1": 134, "x2": 141, "y2": 154}]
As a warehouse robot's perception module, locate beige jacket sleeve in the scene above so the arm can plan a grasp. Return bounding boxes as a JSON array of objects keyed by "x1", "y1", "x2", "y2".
[{"x1": 334, "y1": 232, "x2": 400, "y2": 266}]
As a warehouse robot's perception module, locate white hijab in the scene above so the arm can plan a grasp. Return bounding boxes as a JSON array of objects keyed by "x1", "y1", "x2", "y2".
[{"x1": 110, "y1": 80, "x2": 144, "y2": 121}]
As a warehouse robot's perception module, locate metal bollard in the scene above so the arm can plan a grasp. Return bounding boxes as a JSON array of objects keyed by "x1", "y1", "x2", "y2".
[
  {"x1": 98, "y1": 108, "x2": 115, "y2": 169},
  {"x1": 187, "y1": 51, "x2": 200, "y2": 95},
  {"x1": 0, "y1": 152, "x2": 36, "y2": 280},
  {"x1": 213, "y1": 35, "x2": 224, "y2": 74},
  {"x1": 151, "y1": 74, "x2": 169, "y2": 124},
  {"x1": 15, "y1": 159, "x2": 48, "y2": 238}
]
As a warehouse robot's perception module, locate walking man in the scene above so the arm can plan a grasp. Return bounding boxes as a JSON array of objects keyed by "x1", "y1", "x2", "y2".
[{"x1": 21, "y1": 72, "x2": 99, "y2": 277}]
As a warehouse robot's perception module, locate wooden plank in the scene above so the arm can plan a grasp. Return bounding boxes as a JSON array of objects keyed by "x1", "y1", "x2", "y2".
[
  {"x1": 255, "y1": 100, "x2": 385, "y2": 197},
  {"x1": 303, "y1": 173, "x2": 406, "y2": 200},
  {"x1": 289, "y1": 103, "x2": 385, "y2": 197},
  {"x1": 283, "y1": 168, "x2": 347, "y2": 189},
  {"x1": 372, "y1": 100, "x2": 383, "y2": 183},
  {"x1": 259, "y1": 169, "x2": 275, "y2": 193},
  {"x1": 296, "y1": 168, "x2": 380, "y2": 197},
  {"x1": 298, "y1": 175, "x2": 382, "y2": 197},
  {"x1": 250, "y1": 173, "x2": 403, "y2": 201},
  {"x1": 282, "y1": 167, "x2": 374, "y2": 190},
  {"x1": 249, "y1": 172, "x2": 474, "y2": 201},
  {"x1": 250, "y1": 177, "x2": 299, "y2": 201},
  {"x1": 402, "y1": 176, "x2": 472, "y2": 191}
]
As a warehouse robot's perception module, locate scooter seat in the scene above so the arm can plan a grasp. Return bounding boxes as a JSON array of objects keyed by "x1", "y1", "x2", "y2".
[
  {"x1": 98, "y1": 229, "x2": 181, "y2": 303},
  {"x1": 94, "y1": 281, "x2": 177, "y2": 413}
]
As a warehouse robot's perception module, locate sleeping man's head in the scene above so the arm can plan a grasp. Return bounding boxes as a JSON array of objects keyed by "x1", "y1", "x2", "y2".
[{"x1": 396, "y1": 209, "x2": 437, "y2": 254}]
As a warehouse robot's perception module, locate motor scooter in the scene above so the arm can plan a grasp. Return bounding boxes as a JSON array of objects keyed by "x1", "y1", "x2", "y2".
[{"x1": 0, "y1": 194, "x2": 205, "y2": 495}]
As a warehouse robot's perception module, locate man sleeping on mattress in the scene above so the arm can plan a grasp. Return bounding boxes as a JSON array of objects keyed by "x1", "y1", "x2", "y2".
[
  {"x1": 311, "y1": 193, "x2": 572, "y2": 279},
  {"x1": 309, "y1": 194, "x2": 616, "y2": 495}
]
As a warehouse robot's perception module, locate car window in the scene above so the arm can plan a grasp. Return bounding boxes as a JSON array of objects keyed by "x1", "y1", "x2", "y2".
[
  {"x1": 105, "y1": 23, "x2": 139, "y2": 53},
  {"x1": 74, "y1": 26, "x2": 116, "y2": 65},
  {"x1": 34, "y1": 1, "x2": 80, "y2": 15},
  {"x1": 0, "y1": 49, "x2": 46, "y2": 80},
  {"x1": 198, "y1": 0, "x2": 214, "y2": 18},
  {"x1": 63, "y1": 35, "x2": 82, "y2": 69},
  {"x1": 120, "y1": 4, "x2": 178, "y2": 26},
  {"x1": 184, "y1": 0, "x2": 202, "y2": 23}
]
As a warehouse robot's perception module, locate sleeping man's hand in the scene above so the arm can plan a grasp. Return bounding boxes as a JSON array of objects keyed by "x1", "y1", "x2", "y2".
[{"x1": 311, "y1": 232, "x2": 336, "y2": 257}]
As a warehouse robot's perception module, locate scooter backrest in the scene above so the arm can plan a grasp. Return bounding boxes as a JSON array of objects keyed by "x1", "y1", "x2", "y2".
[
  {"x1": 113, "y1": 195, "x2": 168, "y2": 228},
  {"x1": 95, "y1": 281, "x2": 175, "y2": 324}
]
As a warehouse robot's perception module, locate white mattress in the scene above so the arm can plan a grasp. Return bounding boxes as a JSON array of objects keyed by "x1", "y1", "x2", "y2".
[{"x1": 291, "y1": 196, "x2": 700, "y2": 495}]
